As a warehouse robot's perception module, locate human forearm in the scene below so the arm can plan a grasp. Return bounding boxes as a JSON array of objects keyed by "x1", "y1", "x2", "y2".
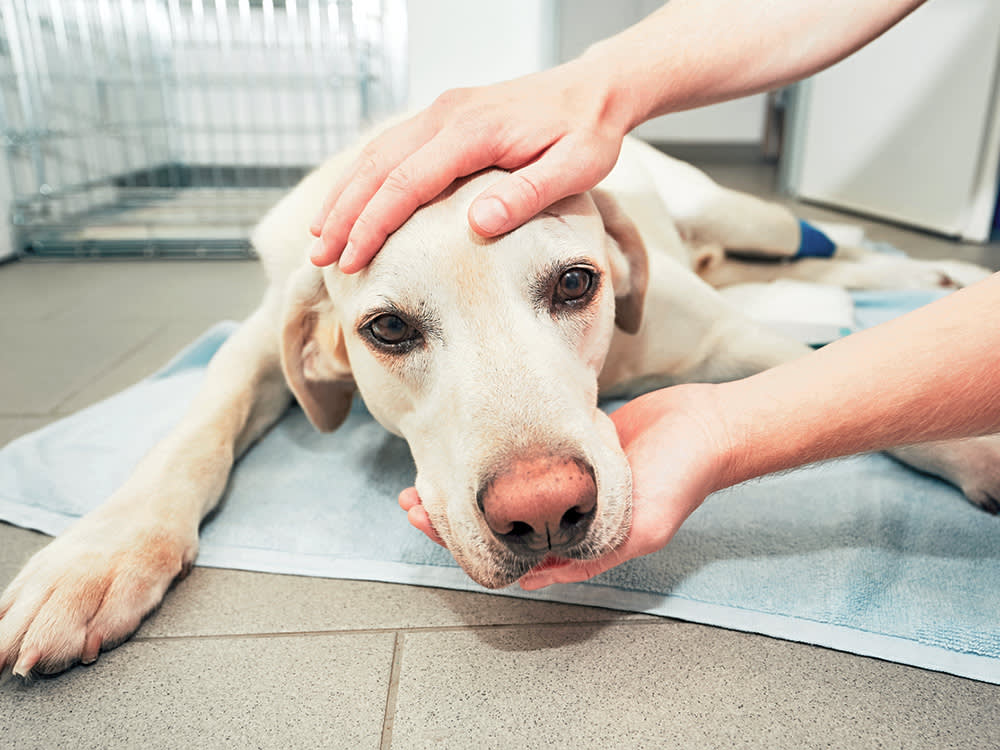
[
  {"x1": 579, "y1": 0, "x2": 926, "y2": 129},
  {"x1": 311, "y1": 0, "x2": 925, "y2": 272},
  {"x1": 713, "y1": 272, "x2": 1000, "y2": 490}
]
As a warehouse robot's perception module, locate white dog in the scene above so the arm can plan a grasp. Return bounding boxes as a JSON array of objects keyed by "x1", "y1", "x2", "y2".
[{"x1": 1, "y1": 134, "x2": 997, "y2": 678}]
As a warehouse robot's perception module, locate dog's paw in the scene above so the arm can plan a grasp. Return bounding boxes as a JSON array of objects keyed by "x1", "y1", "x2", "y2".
[
  {"x1": 0, "y1": 511, "x2": 197, "y2": 678},
  {"x1": 912, "y1": 260, "x2": 994, "y2": 289},
  {"x1": 869, "y1": 257, "x2": 994, "y2": 290},
  {"x1": 891, "y1": 435, "x2": 1000, "y2": 514}
]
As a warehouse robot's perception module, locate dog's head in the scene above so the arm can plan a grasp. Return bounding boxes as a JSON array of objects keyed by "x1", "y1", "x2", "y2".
[{"x1": 280, "y1": 171, "x2": 648, "y2": 588}]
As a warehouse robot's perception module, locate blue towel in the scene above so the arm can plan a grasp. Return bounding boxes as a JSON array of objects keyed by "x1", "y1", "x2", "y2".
[{"x1": 0, "y1": 290, "x2": 997, "y2": 683}]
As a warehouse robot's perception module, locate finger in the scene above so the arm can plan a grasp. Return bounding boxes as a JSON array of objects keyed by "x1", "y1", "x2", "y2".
[
  {"x1": 518, "y1": 556, "x2": 617, "y2": 591},
  {"x1": 398, "y1": 486, "x2": 421, "y2": 512},
  {"x1": 310, "y1": 113, "x2": 432, "y2": 235},
  {"x1": 311, "y1": 115, "x2": 438, "y2": 266},
  {"x1": 406, "y1": 505, "x2": 445, "y2": 547},
  {"x1": 398, "y1": 488, "x2": 445, "y2": 545},
  {"x1": 309, "y1": 171, "x2": 351, "y2": 239},
  {"x1": 468, "y1": 134, "x2": 618, "y2": 237},
  {"x1": 337, "y1": 130, "x2": 502, "y2": 273}
]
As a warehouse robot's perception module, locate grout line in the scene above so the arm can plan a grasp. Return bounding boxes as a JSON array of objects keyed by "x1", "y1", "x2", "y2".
[
  {"x1": 379, "y1": 633, "x2": 405, "y2": 750},
  {"x1": 131, "y1": 616, "x2": 671, "y2": 644},
  {"x1": 50, "y1": 323, "x2": 169, "y2": 414}
]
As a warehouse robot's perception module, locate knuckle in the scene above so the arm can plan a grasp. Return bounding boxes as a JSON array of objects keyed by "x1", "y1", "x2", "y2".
[
  {"x1": 431, "y1": 86, "x2": 470, "y2": 113},
  {"x1": 319, "y1": 206, "x2": 352, "y2": 247},
  {"x1": 381, "y1": 163, "x2": 416, "y2": 198},
  {"x1": 354, "y1": 145, "x2": 384, "y2": 182},
  {"x1": 508, "y1": 173, "x2": 546, "y2": 214},
  {"x1": 349, "y1": 211, "x2": 388, "y2": 249}
]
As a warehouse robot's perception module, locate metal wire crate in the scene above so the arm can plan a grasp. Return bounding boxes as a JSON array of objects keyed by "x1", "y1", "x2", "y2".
[{"x1": 0, "y1": 0, "x2": 406, "y2": 258}]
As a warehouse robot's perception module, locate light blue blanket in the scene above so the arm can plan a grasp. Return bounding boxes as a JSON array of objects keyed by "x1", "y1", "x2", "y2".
[{"x1": 1, "y1": 289, "x2": 997, "y2": 683}]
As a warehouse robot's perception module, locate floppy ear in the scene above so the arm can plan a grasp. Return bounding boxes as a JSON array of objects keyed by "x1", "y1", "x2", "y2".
[
  {"x1": 591, "y1": 189, "x2": 649, "y2": 335},
  {"x1": 280, "y1": 264, "x2": 355, "y2": 432}
]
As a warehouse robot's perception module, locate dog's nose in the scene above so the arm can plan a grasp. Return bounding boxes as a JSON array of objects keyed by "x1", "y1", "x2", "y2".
[{"x1": 477, "y1": 456, "x2": 597, "y2": 554}]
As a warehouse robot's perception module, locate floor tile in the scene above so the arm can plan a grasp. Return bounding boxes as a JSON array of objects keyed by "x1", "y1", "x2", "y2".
[
  {"x1": 0, "y1": 524, "x2": 49, "y2": 576},
  {"x1": 0, "y1": 417, "x2": 54, "y2": 447},
  {"x1": 0, "y1": 261, "x2": 264, "y2": 416},
  {"x1": 0, "y1": 317, "x2": 160, "y2": 415},
  {"x1": 59, "y1": 259, "x2": 265, "y2": 324},
  {"x1": 1, "y1": 156, "x2": 998, "y2": 750},
  {"x1": 391, "y1": 622, "x2": 1000, "y2": 750},
  {"x1": 53, "y1": 319, "x2": 235, "y2": 414},
  {"x1": 3, "y1": 259, "x2": 265, "y2": 325},
  {"x1": 0, "y1": 631, "x2": 395, "y2": 750},
  {"x1": 0, "y1": 261, "x2": 124, "y2": 323}
]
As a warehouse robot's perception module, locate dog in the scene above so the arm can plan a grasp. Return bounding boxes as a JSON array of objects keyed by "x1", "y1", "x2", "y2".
[{"x1": 1, "y1": 133, "x2": 998, "y2": 678}]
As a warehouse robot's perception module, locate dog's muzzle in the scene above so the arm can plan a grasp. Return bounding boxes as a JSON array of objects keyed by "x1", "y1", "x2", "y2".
[{"x1": 476, "y1": 455, "x2": 597, "y2": 556}]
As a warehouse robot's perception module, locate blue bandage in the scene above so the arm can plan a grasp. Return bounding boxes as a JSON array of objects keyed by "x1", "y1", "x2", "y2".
[{"x1": 796, "y1": 219, "x2": 836, "y2": 258}]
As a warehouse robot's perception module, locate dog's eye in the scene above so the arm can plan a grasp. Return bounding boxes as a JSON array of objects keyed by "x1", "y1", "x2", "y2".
[
  {"x1": 555, "y1": 267, "x2": 595, "y2": 304},
  {"x1": 367, "y1": 313, "x2": 419, "y2": 347}
]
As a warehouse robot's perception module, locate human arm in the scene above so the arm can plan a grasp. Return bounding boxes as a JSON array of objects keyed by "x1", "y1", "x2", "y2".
[
  {"x1": 516, "y1": 270, "x2": 1000, "y2": 588},
  {"x1": 310, "y1": 0, "x2": 926, "y2": 271}
]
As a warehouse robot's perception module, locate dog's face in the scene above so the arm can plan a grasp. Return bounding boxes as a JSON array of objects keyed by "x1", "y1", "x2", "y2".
[{"x1": 281, "y1": 172, "x2": 648, "y2": 587}]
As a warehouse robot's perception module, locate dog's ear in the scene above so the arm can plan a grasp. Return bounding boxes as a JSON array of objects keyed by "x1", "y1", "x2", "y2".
[
  {"x1": 591, "y1": 189, "x2": 649, "y2": 334},
  {"x1": 280, "y1": 264, "x2": 355, "y2": 432}
]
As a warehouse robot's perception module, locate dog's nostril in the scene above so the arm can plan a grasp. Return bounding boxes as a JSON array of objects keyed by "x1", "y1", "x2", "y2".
[
  {"x1": 506, "y1": 521, "x2": 534, "y2": 539},
  {"x1": 479, "y1": 455, "x2": 598, "y2": 553},
  {"x1": 561, "y1": 504, "x2": 595, "y2": 531}
]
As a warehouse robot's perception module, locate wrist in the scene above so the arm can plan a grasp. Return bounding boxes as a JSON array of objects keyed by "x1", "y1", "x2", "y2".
[
  {"x1": 707, "y1": 379, "x2": 759, "y2": 491},
  {"x1": 571, "y1": 39, "x2": 649, "y2": 135},
  {"x1": 643, "y1": 383, "x2": 742, "y2": 496}
]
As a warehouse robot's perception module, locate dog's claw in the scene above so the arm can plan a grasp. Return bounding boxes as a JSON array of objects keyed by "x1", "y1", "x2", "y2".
[
  {"x1": 12, "y1": 645, "x2": 40, "y2": 677},
  {"x1": 81, "y1": 630, "x2": 103, "y2": 665},
  {"x1": 0, "y1": 511, "x2": 198, "y2": 679}
]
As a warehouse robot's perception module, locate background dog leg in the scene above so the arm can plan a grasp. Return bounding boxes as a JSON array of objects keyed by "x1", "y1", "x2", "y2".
[{"x1": 674, "y1": 184, "x2": 991, "y2": 290}]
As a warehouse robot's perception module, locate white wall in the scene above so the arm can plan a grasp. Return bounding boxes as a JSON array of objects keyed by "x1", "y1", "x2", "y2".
[
  {"x1": 555, "y1": 0, "x2": 765, "y2": 144},
  {"x1": 407, "y1": 0, "x2": 765, "y2": 143},
  {"x1": 406, "y1": 0, "x2": 765, "y2": 143},
  {"x1": 786, "y1": 0, "x2": 1000, "y2": 240},
  {"x1": 406, "y1": 0, "x2": 555, "y2": 108}
]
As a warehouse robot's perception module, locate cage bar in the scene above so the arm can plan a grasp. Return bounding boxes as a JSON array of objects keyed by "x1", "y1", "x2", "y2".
[{"x1": 0, "y1": 0, "x2": 405, "y2": 258}]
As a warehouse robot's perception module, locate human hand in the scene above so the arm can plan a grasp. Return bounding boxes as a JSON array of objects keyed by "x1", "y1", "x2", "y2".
[
  {"x1": 309, "y1": 57, "x2": 634, "y2": 272},
  {"x1": 398, "y1": 486, "x2": 444, "y2": 546},
  {"x1": 518, "y1": 384, "x2": 732, "y2": 589},
  {"x1": 397, "y1": 384, "x2": 733, "y2": 589}
]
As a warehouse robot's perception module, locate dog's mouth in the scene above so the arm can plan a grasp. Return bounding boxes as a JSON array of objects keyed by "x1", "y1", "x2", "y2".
[
  {"x1": 463, "y1": 535, "x2": 616, "y2": 589},
  {"x1": 530, "y1": 555, "x2": 575, "y2": 575}
]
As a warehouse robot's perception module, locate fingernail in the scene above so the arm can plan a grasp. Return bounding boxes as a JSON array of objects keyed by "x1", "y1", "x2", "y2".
[
  {"x1": 470, "y1": 197, "x2": 509, "y2": 235},
  {"x1": 309, "y1": 239, "x2": 330, "y2": 266},
  {"x1": 338, "y1": 241, "x2": 357, "y2": 271}
]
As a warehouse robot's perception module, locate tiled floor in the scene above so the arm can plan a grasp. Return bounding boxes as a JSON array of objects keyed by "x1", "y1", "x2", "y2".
[{"x1": 2, "y1": 160, "x2": 999, "y2": 749}]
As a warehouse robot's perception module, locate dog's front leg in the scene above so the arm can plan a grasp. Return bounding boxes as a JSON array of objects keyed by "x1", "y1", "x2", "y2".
[{"x1": 0, "y1": 292, "x2": 290, "y2": 677}]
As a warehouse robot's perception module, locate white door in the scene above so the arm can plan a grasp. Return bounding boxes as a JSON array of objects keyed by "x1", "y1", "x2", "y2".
[{"x1": 783, "y1": 0, "x2": 1000, "y2": 242}]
